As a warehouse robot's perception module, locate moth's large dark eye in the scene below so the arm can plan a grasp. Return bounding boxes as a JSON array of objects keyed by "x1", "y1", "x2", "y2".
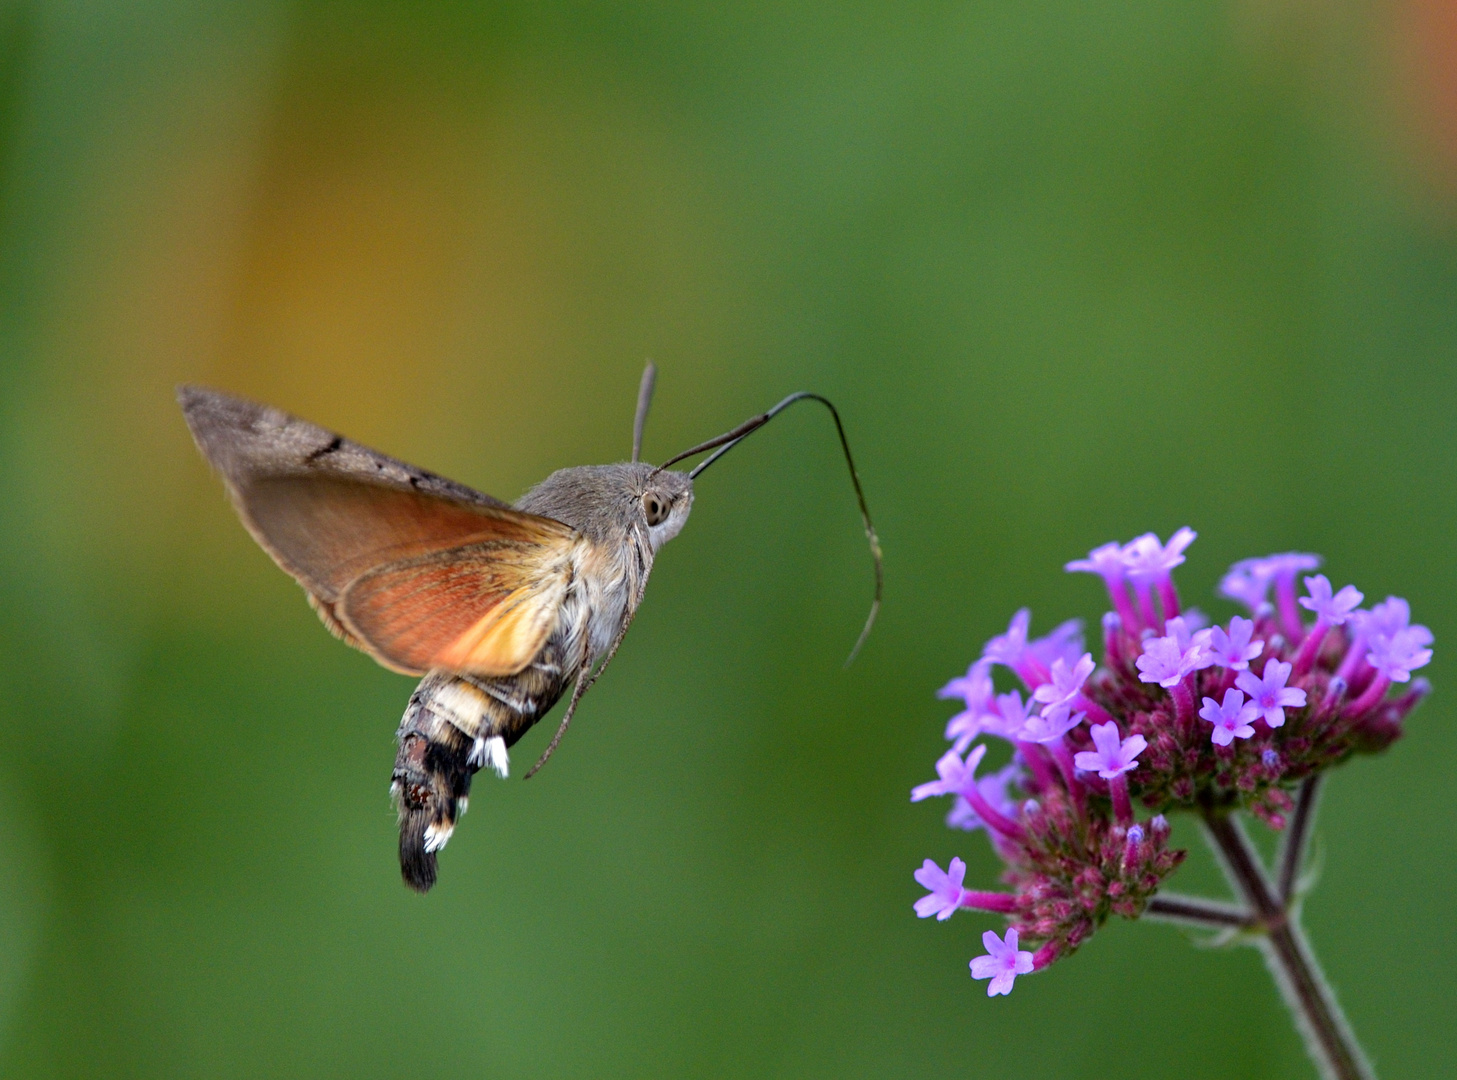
[{"x1": 642, "y1": 492, "x2": 670, "y2": 527}]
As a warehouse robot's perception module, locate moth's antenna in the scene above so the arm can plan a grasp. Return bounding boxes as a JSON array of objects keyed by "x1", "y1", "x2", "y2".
[
  {"x1": 657, "y1": 392, "x2": 882, "y2": 666},
  {"x1": 631, "y1": 362, "x2": 657, "y2": 464}
]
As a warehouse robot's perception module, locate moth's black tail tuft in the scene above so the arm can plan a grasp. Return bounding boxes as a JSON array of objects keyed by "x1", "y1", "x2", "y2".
[
  {"x1": 397, "y1": 804, "x2": 437, "y2": 893},
  {"x1": 392, "y1": 686, "x2": 478, "y2": 894}
]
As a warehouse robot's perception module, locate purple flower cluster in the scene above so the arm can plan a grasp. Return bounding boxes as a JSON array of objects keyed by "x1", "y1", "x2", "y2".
[{"x1": 914, "y1": 530, "x2": 1432, "y2": 995}]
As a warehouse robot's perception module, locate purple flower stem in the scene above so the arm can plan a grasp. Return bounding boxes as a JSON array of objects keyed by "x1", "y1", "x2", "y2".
[
  {"x1": 1105, "y1": 582, "x2": 1140, "y2": 637},
  {"x1": 1157, "y1": 577, "x2": 1180, "y2": 621},
  {"x1": 1345, "y1": 674, "x2": 1391, "y2": 719},
  {"x1": 959, "y1": 890, "x2": 1018, "y2": 914},
  {"x1": 1388, "y1": 678, "x2": 1431, "y2": 722},
  {"x1": 1145, "y1": 893, "x2": 1252, "y2": 929},
  {"x1": 1314, "y1": 678, "x2": 1347, "y2": 725},
  {"x1": 1170, "y1": 679, "x2": 1196, "y2": 736},
  {"x1": 1015, "y1": 659, "x2": 1051, "y2": 691},
  {"x1": 1074, "y1": 694, "x2": 1117, "y2": 728},
  {"x1": 1030, "y1": 941, "x2": 1062, "y2": 971},
  {"x1": 1277, "y1": 775, "x2": 1322, "y2": 906},
  {"x1": 1103, "y1": 615, "x2": 1128, "y2": 672},
  {"x1": 1048, "y1": 737, "x2": 1087, "y2": 817},
  {"x1": 1016, "y1": 740, "x2": 1061, "y2": 797},
  {"x1": 1212, "y1": 667, "x2": 1238, "y2": 698},
  {"x1": 1335, "y1": 632, "x2": 1368, "y2": 683},
  {"x1": 1133, "y1": 580, "x2": 1158, "y2": 633},
  {"x1": 1109, "y1": 773, "x2": 1133, "y2": 826},
  {"x1": 964, "y1": 786, "x2": 1025, "y2": 844},
  {"x1": 1200, "y1": 807, "x2": 1374, "y2": 1080},
  {"x1": 1291, "y1": 619, "x2": 1329, "y2": 678},
  {"x1": 1275, "y1": 575, "x2": 1305, "y2": 643}
]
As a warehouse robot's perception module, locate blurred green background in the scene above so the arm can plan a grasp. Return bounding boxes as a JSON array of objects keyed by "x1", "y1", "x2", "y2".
[{"x1": 1, "y1": 1, "x2": 1454, "y2": 1077}]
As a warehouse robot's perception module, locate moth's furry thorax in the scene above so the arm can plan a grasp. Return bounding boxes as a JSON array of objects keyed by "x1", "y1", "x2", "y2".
[{"x1": 517, "y1": 462, "x2": 694, "y2": 659}]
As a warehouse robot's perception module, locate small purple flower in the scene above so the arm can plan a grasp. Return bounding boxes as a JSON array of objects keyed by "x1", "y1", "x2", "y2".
[
  {"x1": 983, "y1": 609, "x2": 1031, "y2": 669},
  {"x1": 1032, "y1": 653, "x2": 1095, "y2": 716},
  {"x1": 1065, "y1": 542, "x2": 1126, "y2": 580},
  {"x1": 912, "y1": 744, "x2": 987, "y2": 803},
  {"x1": 941, "y1": 661, "x2": 996, "y2": 751},
  {"x1": 939, "y1": 659, "x2": 993, "y2": 709},
  {"x1": 1027, "y1": 618, "x2": 1086, "y2": 674},
  {"x1": 1220, "y1": 553, "x2": 1321, "y2": 610},
  {"x1": 970, "y1": 928, "x2": 1035, "y2": 996},
  {"x1": 1235, "y1": 659, "x2": 1307, "y2": 728},
  {"x1": 1207, "y1": 616, "x2": 1264, "y2": 671},
  {"x1": 945, "y1": 761, "x2": 1024, "y2": 832},
  {"x1": 1360, "y1": 596, "x2": 1415, "y2": 640},
  {"x1": 1261, "y1": 553, "x2": 1324, "y2": 582},
  {"x1": 1199, "y1": 688, "x2": 1260, "y2": 746},
  {"x1": 1017, "y1": 705, "x2": 1085, "y2": 744},
  {"x1": 1366, "y1": 627, "x2": 1434, "y2": 683},
  {"x1": 1135, "y1": 628, "x2": 1210, "y2": 689},
  {"x1": 984, "y1": 690, "x2": 1034, "y2": 740},
  {"x1": 914, "y1": 857, "x2": 967, "y2": 921},
  {"x1": 1299, "y1": 575, "x2": 1363, "y2": 626},
  {"x1": 982, "y1": 611, "x2": 1079, "y2": 688},
  {"x1": 1219, "y1": 558, "x2": 1274, "y2": 609},
  {"x1": 1123, "y1": 527, "x2": 1197, "y2": 581},
  {"x1": 1166, "y1": 616, "x2": 1215, "y2": 667},
  {"x1": 1073, "y1": 722, "x2": 1147, "y2": 778},
  {"x1": 1068, "y1": 541, "x2": 1139, "y2": 627}
]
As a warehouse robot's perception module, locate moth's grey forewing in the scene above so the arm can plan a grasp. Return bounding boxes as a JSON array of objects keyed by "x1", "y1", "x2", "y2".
[
  {"x1": 179, "y1": 386, "x2": 580, "y2": 669},
  {"x1": 178, "y1": 385, "x2": 508, "y2": 511}
]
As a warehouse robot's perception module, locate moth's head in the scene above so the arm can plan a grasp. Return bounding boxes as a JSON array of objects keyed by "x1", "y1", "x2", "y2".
[
  {"x1": 634, "y1": 464, "x2": 694, "y2": 550},
  {"x1": 516, "y1": 462, "x2": 693, "y2": 551}
]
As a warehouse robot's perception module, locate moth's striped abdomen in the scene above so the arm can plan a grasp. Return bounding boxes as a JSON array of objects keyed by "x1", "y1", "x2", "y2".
[{"x1": 391, "y1": 643, "x2": 574, "y2": 892}]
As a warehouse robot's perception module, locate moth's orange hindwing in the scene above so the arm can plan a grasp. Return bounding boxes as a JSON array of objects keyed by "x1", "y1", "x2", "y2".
[{"x1": 338, "y1": 536, "x2": 580, "y2": 678}]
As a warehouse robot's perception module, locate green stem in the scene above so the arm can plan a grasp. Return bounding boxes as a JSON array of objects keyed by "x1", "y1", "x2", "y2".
[{"x1": 1198, "y1": 804, "x2": 1374, "y2": 1080}]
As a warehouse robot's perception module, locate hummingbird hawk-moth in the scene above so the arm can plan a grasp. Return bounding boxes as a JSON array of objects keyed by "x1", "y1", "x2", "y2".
[{"x1": 180, "y1": 366, "x2": 880, "y2": 892}]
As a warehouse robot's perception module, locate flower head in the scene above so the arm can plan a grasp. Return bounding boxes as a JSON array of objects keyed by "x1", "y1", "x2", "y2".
[
  {"x1": 914, "y1": 530, "x2": 1428, "y2": 1005},
  {"x1": 1199, "y1": 688, "x2": 1260, "y2": 746},
  {"x1": 1235, "y1": 659, "x2": 1306, "y2": 728},
  {"x1": 1299, "y1": 575, "x2": 1363, "y2": 626},
  {"x1": 969, "y1": 929, "x2": 1034, "y2": 996},
  {"x1": 1073, "y1": 722, "x2": 1146, "y2": 778},
  {"x1": 1206, "y1": 616, "x2": 1264, "y2": 671},
  {"x1": 914, "y1": 857, "x2": 967, "y2": 921}
]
